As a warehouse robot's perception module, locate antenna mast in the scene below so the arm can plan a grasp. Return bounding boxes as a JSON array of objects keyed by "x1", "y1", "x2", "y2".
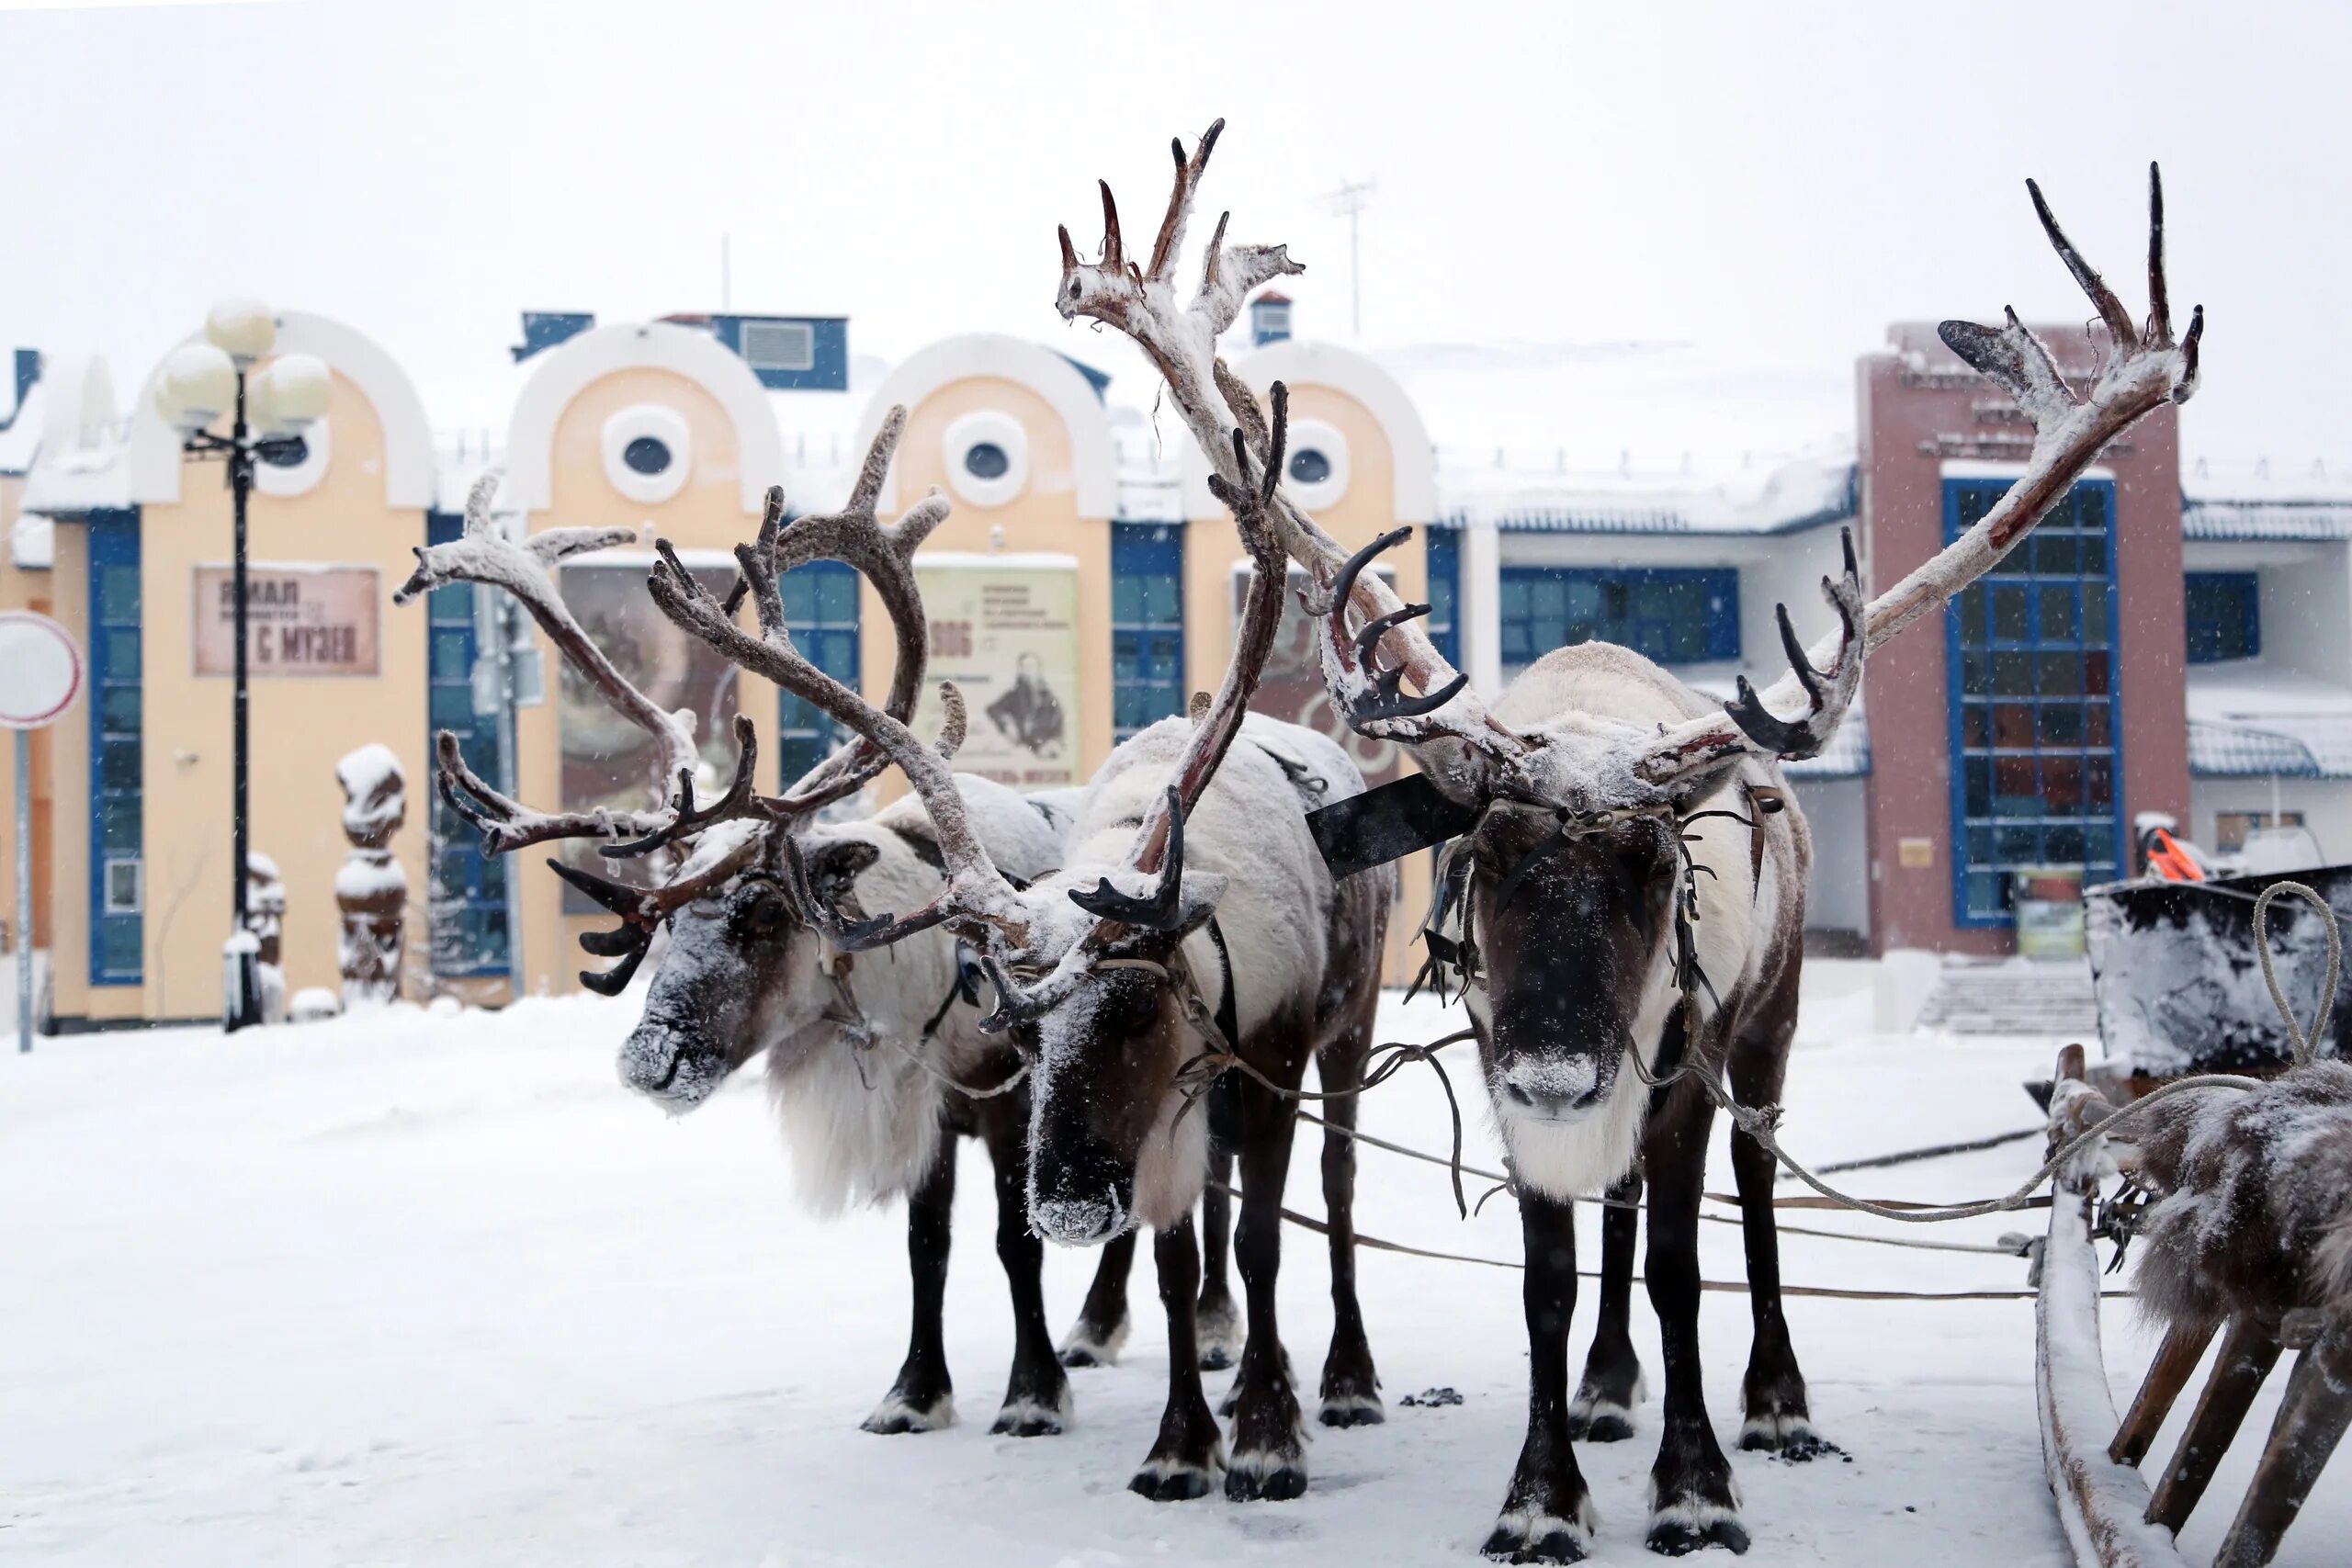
[{"x1": 1320, "y1": 178, "x2": 1375, "y2": 337}]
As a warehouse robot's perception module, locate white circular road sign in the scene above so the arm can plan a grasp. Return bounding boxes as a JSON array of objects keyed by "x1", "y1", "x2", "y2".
[{"x1": 0, "y1": 611, "x2": 84, "y2": 730}]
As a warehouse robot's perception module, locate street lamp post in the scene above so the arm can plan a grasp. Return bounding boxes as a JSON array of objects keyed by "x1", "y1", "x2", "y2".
[{"x1": 152, "y1": 301, "x2": 328, "y2": 1032}]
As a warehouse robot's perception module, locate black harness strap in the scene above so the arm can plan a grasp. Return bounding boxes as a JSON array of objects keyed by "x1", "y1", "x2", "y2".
[{"x1": 1204, "y1": 915, "x2": 1239, "y2": 1052}]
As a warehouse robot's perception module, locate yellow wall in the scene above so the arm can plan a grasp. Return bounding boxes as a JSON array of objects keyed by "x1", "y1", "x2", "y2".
[
  {"x1": 521, "y1": 366, "x2": 775, "y2": 998},
  {"x1": 135, "y1": 365, "x2": 431, "y2": 1017},
  {"x1": 1187, "y1": 381, "x2": 1430, "y2": 982},
  {"x1": 876, "y1": 375, "x2": 1109, "y2": 776}
]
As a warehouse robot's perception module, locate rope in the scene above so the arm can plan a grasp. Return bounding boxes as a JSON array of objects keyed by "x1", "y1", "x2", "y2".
[{"x1": 1225, "y1": 1189, "x2": 2115, "y2": 1299}]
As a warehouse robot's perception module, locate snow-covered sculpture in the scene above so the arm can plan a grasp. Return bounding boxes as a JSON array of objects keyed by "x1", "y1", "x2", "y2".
[
  {"x1": 243, "y1": 852, "x2": 287, "y2": 1023},
  {"x1": 335, "y1": 744, "x2": 408, "y2": 1007}
]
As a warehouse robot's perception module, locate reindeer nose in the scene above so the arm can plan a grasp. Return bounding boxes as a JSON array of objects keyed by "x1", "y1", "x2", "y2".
[{"x1": 1498, "y1": 1055, "x2": 1608, "y2": 1118}]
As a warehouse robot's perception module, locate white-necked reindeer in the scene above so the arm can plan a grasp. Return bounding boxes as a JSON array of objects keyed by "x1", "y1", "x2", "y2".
[
  {"x1": 641, "y1": 420, "x2": 1394, "y2": 1504},
  {"x1": 394, "y1": 415, "x2": 1147, "y2": 1438},
  {"x1": 1052, "y1": 124, "x2": 2202, "y2": 1561}
]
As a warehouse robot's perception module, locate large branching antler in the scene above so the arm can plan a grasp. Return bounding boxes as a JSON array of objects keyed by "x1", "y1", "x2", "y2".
[
  {"x1": 1056, "y1": 122, "x2": 1530, "y2": 791},
  {"x1": 642, "y1": 473, "x2": 1029, "y2": 959},
  {"x1": 394, "y1": 471, "x2": 715, "y2": 855},
  {"x1": 1622, "y1": 164, "x2": 2201, "y2": 802}
]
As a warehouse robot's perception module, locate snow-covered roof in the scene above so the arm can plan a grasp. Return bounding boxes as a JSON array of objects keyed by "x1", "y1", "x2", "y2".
[
  {"x1": 10, "y1": 511, "x2": 54, "y2": 570},
  {"x1": 1374, "y1": 341, "x2": 1858, "y2": 536},
  {"x1": 2185, "y1": 662, "x2": 2352, "y2": 777},
  {"x1": 2181, "y1": 500, "x2": 2352, "y2": 542}
]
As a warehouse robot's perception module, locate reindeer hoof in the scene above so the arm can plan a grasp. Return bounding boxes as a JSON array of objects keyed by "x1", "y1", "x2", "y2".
[
  {"x1": 860, "y1": 1391, "x2": 954, "y2": 1435},
  {"x1": 1129, "y1": 1455, "x2": 1220, "y2": 1502},
  {"x1": 1057, "y1": 1314, "x2": 1128, "y2": 1369},
  {"x1": 1645, "y1": 1506, "x2": 1749, "y2": 1557},
  {"x1": 1566, "y1": 1398, "x2": 1636, "y2": 1443},
  {"x1": 1196, "y1": 1299, "x2": 1241, "y2": 1371},
  {"x1": 990, "y1": 1392, "x2": 1069, "y2": 1438},
  {"x1": 1482, "y1": 1508, "x2": 1593, "y2": 1563},
  {"x1": 1226, "y1": 1447, "x2": 1308, "y2": 1502},
  {"x1": 1319, "y1": 1392, "x2": 1385, "y2": 1427},
  {"x1": 1737, "y1": 1412, "x2": 1840, "y2": 1461}
]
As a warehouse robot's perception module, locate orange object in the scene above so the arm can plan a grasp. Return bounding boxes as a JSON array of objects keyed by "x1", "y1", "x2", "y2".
[{"x1": 2146, "y1": 829, "x2": 2206, "y2": 883}]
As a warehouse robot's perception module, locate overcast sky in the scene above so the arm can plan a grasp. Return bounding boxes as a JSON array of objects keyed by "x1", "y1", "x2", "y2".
[{"x1": 3, "y1": 0, "x2": 2344, "y2": 466}]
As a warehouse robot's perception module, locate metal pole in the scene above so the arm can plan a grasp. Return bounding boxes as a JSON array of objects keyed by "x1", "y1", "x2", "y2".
[
  {"x1": 224, "y1": 372, "x2": 259, "y2": 1032},
  {"x1": 16, "y1": 728, "x2": 31, "y2": 1054}
]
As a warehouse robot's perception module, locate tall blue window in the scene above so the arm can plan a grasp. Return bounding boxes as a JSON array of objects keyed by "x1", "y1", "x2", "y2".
[
  {"x1": 1113, "y1": 523, "x2": 1186, "y2": 741},
  {"x1": 424, "y1": 512, "x2": 508, "y2": 977},
  {"x1": 87, "y1": 512, "x2": 142, "y2": 987},
  {"x1": 1498, "y1": 566, "x2": 1738, "y2": 673},
  {"x1": 1425, "y1": 525, "x2": 1462, "y2": 669},
  {"x1": 1945, "y1": 479, "x2": 2125, "y2": 926},
  {"x1": 2184, "y1": 572, "x2": 2260, "y2": 664},
  {"x1": 776, "y1": 562, "x2": 862, "y2": 788}
]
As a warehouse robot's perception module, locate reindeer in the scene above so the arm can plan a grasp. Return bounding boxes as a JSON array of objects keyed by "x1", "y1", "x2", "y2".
[
  {"x1": 1050, "y1": 124, "x2": 2203, "y2": 1560},
  {"x1": 392, "y1": 415, "x2": 1153, "y2": 1439},
  {"x1": 639, "y1": 412, "x2": 1394, "y2": 1504}
]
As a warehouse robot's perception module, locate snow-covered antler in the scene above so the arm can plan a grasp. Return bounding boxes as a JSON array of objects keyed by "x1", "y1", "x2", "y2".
[
  {"x1": 393, "y1": 471, "x2": 717, "y2": 856},
  {"x1": 1056, "y1": 121, "x2": 1530, "y2": 792},
  {"x1": 1623, "y1": 164, "x2": 2201, "y2": 802}
]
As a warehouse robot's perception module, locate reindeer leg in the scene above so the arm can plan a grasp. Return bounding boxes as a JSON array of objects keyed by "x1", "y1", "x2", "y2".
[
  {"x1": 1568, "y1": 1170, "x2": 1646, "y2": 1443},
  {"x1": 977, "y1": 1097, "x2": 1071, "y2": 1437},
  {"x1": 1057, "y1": 1228, "x2": 1137, "y2": 1369},
  {"x1": 1130, "y1": 1215, "x2": 1226, "y2": 1500},
  {"x1": 1483, "y1": 1186, "x2": 1596, "y2": 1563},
  {"x1": 1728, "y1": 1008, "x2": 1833, "y2": 1461},
  {"x1": 1643, "y1": 1088, "x2": 1748, "y2": 1555},
  {"x1": 1227, "y1": 1072, "x2": 1308, "y2": 1500},
  {"x1": 862, "y1": 1134, "x2": 957, "y2": 1434},
  {"x1": 1317, "y1": 1020, "x2": 1384, "y2": 1427},
  {"x1": 1197, "y1": 1130, "x2": 1242, "y2": 1373}
]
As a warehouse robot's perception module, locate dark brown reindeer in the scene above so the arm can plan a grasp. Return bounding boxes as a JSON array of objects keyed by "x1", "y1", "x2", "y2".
[
  {"x1": 642, "y1": 412, "x2": 1393, "y2": 1503},
  {"x1": 392, "y1": 418, "x2": 1144, "y2": 1439},
  {"x1": 1056, "y1": 123, "x2": 2201, "y2": 1560}
]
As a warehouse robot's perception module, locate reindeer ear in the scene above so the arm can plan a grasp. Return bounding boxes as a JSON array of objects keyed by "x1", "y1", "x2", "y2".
[{"x1": 805, "y1": 840, "x2": 881, "y2": 912}]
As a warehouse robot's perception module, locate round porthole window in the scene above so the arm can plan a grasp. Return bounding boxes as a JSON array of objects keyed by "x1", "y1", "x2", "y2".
[
  {"x1": 252, "y1": 416, "x2": 332, "y2": 500},
  {"x1": 601, "y1": 404, "x2": 693, "y2": 503},
  {"x1": 623, "y1": 434, "x2": 673, "y2": 476},
  {"x1": 1277, "y1": 418, "x2": 1350, "y2": 510},
  {"x1": 943, "y1": 411, "x2": 1029, "y2": 508}
]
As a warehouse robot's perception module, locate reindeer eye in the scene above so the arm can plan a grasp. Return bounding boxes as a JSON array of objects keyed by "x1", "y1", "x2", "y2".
[{"x1": 740, "y1": 889, "x2": 792, "y2": 939}]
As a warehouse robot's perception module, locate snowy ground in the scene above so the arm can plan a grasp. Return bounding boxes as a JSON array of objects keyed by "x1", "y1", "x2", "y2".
[{"x1": 2, "y1": 961, "x2": 2339, "y2": 1566}]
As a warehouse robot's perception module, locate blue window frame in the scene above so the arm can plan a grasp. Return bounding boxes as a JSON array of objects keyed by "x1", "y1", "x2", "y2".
[
  {"x1": 1113, "y1": 523, "x2": 1186, "y2": 742},
  {"x1": 1425, "y1": 525, "x2": 1462, "y2": 669},
  {"x1": 1497, "y1": 566, "x2": 1738, "y2": 672},
  {"x1": 424, "y1": 511, "x2": 509, "y2": 977},
  {"x1": 776, "y1": 561, "x2": 862, "y2": 787},
  {"x1": 87, "y1": 511, "x2": 142, "y2": 987},
  {"x1": 2184, "y1": 571, "x2": 2260, "y2": 663},
  {"x1": 1944, "y1": 478, "x2": 2126, "y2": 927}
]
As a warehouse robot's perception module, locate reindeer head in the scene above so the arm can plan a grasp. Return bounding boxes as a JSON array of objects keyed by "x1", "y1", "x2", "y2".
[{"x1": 397, "y1": 413, "x2": 954, "y2": 1112}]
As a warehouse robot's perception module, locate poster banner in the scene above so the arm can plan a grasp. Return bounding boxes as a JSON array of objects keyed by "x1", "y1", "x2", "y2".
[
  {"x1": 556, "y1": 559, "x2": 741, "y2": 908},
  {"x1": 192, "y1": 563, "x2": 380, "y2": 677},
  {"x1": 913, "y1": 554, "x2": 1080, "y2": 791},
  {"x1": 1234, "y1": 560, "x2": 1404, "y2": 788}
]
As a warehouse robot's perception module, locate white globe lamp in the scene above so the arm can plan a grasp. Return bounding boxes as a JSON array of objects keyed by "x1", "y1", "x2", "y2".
[
  {"x1": 204, "y1": 298, "x2": 277, "y2": 367},
  {"x1": 249, "y1": 353, "x2": 331, "y2": 436},
  {"x1": 153, "y1": 342, "x2": 239, "y2": 435}
]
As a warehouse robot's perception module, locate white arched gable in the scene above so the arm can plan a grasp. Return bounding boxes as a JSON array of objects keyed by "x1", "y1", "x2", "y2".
[
  {"x1": 855, "y1": 334, "x2": 1117, "y2": 519},
  {"x1": 504, "y1": 321, "x2": 785, "y2": 514},
  {"x1": 128, "y1": 310, "x2": 435, "y2": 508},
  {"x1": 1180, "y1": 340, "x2": 1437, "y2": 522}
]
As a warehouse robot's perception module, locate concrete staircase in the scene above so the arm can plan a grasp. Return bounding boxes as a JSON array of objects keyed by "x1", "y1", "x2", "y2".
[{"x1": 1915, "y1": 956, "x2": 2099, "y2": 1036}]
